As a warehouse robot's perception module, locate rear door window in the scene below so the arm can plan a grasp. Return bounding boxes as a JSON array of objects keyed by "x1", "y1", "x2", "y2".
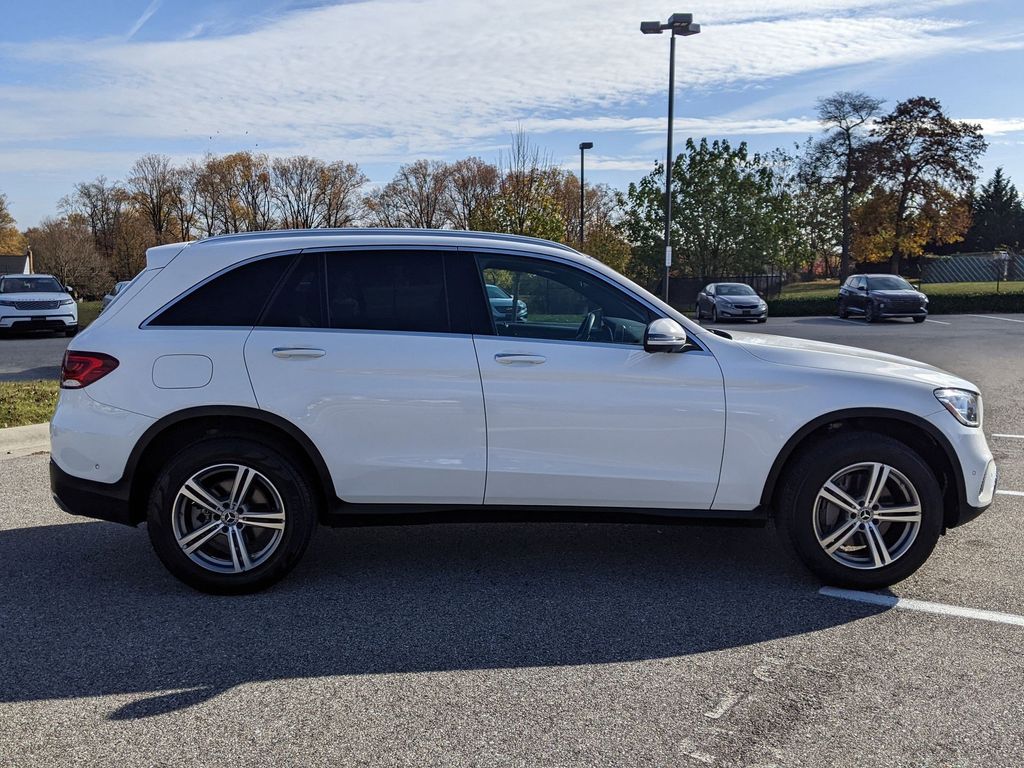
[{"x1": 324, "y1": 250, "x2": 450, "y2": 333}]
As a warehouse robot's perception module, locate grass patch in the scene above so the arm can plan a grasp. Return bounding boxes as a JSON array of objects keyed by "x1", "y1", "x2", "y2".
[
  {"x1": 780, "y1": 279, "x2": 1024, "y2": 300},
  {"x1": 79, "y1": 300, "x2": 102, "y2": 329},
  {"x1": 0, "y1": 380, "x2": 58, "y2": 429}
]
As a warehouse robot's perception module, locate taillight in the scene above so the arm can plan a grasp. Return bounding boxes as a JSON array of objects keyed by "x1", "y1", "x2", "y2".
[{"x1": 60, "y1": 351, "x2": 119, "y2": 389}]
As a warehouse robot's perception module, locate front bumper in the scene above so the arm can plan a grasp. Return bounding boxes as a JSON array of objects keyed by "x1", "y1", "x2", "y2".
[
  {"x1": 0, "y1": 313, "x2": 76, "y2": 330},
  {"x1": 717, "y1": 306, "x2": 767, "y2": 320},
  {"x1": 50, "y1": 459, "x2": 134, "y2": 526},
  {"x1": 925, "y1": 410, "x2": 996, "y2": 527},
  {"x1": 877, "y1": 306, "x2": 927, "y2": 319}
]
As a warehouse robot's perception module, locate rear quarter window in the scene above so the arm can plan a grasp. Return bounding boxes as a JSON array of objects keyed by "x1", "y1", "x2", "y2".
[{"x1": 149, "y1": 255, "x2": 293, "y2": 327}]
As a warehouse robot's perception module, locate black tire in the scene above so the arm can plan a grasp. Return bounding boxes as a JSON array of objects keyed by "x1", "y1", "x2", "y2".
[
  {"x1": 774, "y1": 431, "x2": 943, "y2": 589},
  {"x1": 147, "y1": 436, "x2": 318, "y2": 594},
  {"x1": 695, "y1": 302, "x2": 703, "y2": 320},
  {"x1": 711, "y1": 305, "x2": 718, "y2": 323},
  {"x1": 757, "y1": 317, "x2": 767, "y2": 324},
  {"x1": 64, "y1": 326, "x2": 78, "y2": 338},
  {"x1": 838, "y1": 301, "x2": 849, "y2": 319},
  {"x1": 913, "y1": 315, "x2": 926, "y2": 323},
  {"x1": 864, "y1": 302, "x2": 878, "y2": 323}
]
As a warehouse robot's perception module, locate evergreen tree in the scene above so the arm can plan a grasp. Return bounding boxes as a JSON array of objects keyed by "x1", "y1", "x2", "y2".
[{"x1": 965, "y1": 168, "x2": 1023, "y2": 251}]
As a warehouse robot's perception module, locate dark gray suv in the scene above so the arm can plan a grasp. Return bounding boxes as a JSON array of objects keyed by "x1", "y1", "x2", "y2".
[{"x1": 838, "y1": 274, "x2": 928, "y2": 323}]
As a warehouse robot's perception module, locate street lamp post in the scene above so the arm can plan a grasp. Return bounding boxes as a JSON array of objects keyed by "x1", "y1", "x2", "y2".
[
  {"x1": 641, "y1": 13, "x2": 701, "y2": 302},
  {"x1": 578, "y1": 141, "x2": 593, "y2": 246}
]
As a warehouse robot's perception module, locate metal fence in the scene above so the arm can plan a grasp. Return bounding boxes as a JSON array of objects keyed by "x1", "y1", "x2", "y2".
[{"x1": 921, "y1": 252, "x2": 1023, "y2": 284}]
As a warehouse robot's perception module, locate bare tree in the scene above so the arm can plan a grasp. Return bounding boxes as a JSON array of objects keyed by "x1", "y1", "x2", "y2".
[
  {"x1": 61, "y1": 177, "x2": 122, "y2": 260},
  {"x1": 443, "y1": 157, "x2": 498, "y2": 230},
  {"x1": 272, "y1": 156, "x2": 325, "y2": 229},
  {"x1": 319, "y1": 161, "x2": 367, "y2": 228},
  {"x1": 365, "y1": 160, "x2": 452, "y2": 229},
  {"x1": 235, "y1": 152, "x2": 275, "y2": 231},
  {"x1": 26, "y1": 216, "x2": 108, "y2": 296},
  {"x1": 169, "y1": 162, "x2": 201, "y2": 241},
  {"x1": 811, "y1": 91, "x2": 884, "y2": 279},
  {"x1": 128, "y1": 154, "x2": 176, "y2": 245}
]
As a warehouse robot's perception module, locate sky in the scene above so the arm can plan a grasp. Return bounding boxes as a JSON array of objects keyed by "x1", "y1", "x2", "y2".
[{"x1": 2, "y1": 0, "x2": 1024, "y2": 228}]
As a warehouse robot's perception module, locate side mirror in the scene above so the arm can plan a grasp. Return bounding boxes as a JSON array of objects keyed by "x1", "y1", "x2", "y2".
[
  {"x1": 65, "y1": 285, "x2": 73, "y2": 293},
  {"x1": 644, "y1": 317, "x2": 688, "y2": 353},
  {"x1": 859, "y1": 285, "x2": 868, "y2": 291}
]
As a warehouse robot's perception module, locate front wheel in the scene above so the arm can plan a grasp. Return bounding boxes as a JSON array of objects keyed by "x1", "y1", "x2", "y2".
[
  {"x1": 147, "y1": 436, "x2": 317, "y2": 594},
  {"x1": 775, "y1": 431, "x2": 943, "y2": 589},
  {"x1": 710, "y1": 305, "x2": 718, "y2": 323},
  {"x1": 913, "y1": 315, "x2": 926, "y2": 324},
  {"x1": 838, "y1": 301, "x2": 849, "y2": 319},
  {"x1": 864, "y1": 302, "x2": 878, "y2": 323}
]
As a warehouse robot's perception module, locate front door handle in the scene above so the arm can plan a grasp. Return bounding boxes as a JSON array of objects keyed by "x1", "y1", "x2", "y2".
[
  {"x1": 494, "y1": 353, "x2": 546, "y2": 365},
  {"x1": 272, "y1": 347, "x2": 326, "y2": 360}
]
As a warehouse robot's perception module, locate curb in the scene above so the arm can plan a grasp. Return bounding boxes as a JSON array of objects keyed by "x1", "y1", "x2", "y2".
[{"x1": 0, "y1": 422, "x2": 50, "y2": 459}]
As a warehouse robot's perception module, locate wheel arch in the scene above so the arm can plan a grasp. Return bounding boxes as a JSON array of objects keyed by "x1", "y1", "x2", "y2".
[
  {"x1": 760, "y1": 408, "x2": 965, "y2": 528},
  {"x1": 125, "y1": 406, "x2": 335, "y2": 524}
]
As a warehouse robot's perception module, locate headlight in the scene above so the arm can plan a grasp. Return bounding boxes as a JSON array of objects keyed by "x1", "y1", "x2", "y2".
[
  {"x1": 0, "y1": 299, "x2": 14, "y2": 307},
  {"x1": 934, "y1": 388, "x2": 981, "y2": 427},
  {"x1": 60, "y1": 298, "x2": 75, "y2": 306}
]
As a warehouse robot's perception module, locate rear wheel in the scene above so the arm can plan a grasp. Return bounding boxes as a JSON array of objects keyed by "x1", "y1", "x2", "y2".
[
  {"x1": 775, "y1": 431, "x2": 943, "y2": 589},
  {"x1": 147, "y1": 436, "x2": 317, "y2": 594}
]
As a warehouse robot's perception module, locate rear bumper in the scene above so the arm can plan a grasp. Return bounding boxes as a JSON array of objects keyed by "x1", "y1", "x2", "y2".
[{"x1": 50, "y1": 459, "x2": 134, "y2": 526}]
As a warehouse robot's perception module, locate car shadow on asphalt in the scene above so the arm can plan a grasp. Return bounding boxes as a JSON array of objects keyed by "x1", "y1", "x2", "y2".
[{"x1": 0, "y1": 519, "x2": 885, "y2": 720}]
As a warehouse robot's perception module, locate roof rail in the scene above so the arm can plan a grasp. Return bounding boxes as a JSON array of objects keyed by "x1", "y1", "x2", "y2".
[{"x1": 197, "y1": 228, "x2": 582, "y2": 256}]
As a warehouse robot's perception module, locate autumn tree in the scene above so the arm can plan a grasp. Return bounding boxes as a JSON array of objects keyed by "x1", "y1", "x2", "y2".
[
  {"x1": 864, "y1": 97, "x2": 986, "y2": 272},
  {"x1": 319, "y1": 161, "x2": 367, "y2": 228},
  {"x1": 491, "y1": 129, "x2": 563, "y2": 241},
  {"x1": 0, "y1": 192, "x2": 26, "y2": 254},
  {"x1": 807, "y1": 91, "x2": 883, "y2": 279}
]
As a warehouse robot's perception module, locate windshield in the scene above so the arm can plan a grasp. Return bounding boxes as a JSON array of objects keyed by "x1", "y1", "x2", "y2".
[
  {"x1": 716, "y1": 284, "x2": 756, "y2": 296},
  {"x1": 486, "y1": 284, "x2": 511, "y2": 299},
  {"x1": 0, "y1": 276, "x2": 64, "y2": 294},
  {"x1": 867, "y1": 276, "x2": 913, "y2": 291}
]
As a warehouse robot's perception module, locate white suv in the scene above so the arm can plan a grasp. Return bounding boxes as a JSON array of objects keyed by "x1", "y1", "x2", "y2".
[
  {"x1": 50, "y1": 230, "x2": 996, "y2": 593},
  {"x1": 0, "y1": 273, "x2": 78, "y2": 336}
]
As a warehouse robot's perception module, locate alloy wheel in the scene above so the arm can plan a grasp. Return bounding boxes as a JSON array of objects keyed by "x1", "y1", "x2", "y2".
[
  {"x1": 812, "y1": 462, "x2": 922, "y2": 570},
  {"x1": 171, "y1": 463, "x2": 287, "y2": 574}
]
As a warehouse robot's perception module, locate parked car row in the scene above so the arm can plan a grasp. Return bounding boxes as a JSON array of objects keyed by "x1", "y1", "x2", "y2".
[{"x1": 694, "y1": 274, "x2": 930, "y2": 325}]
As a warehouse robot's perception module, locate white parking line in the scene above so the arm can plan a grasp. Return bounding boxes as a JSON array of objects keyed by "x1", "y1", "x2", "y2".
[
  {"x1": 996, "y1": 489, "x2": 1024, "y2": 497},
  {"x1": 966, "y1": 314, "x2": 1024, "y2": 324},
  {"x1": 819, "y1": 587, "x2": 1024, "y2": 627},
  {"x1": 924, "y1": 318, "x2": 951, "y2": 325},
  {"x1": 992, "y1": 434, "x2": 1024, "y2": 440}
]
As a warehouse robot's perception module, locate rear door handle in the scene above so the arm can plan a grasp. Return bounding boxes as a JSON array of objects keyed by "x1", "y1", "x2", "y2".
[
  {"x1": 494, "y1": 353, "x2": 546, "y2": 365},
  {"x1": 272, "y1": 347, "x2": 326, "y2": 359}
]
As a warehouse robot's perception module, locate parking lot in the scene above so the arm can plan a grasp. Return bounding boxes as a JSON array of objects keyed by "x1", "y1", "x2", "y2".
[{"x1": 1, "y1": 313, "x2": 1022, "y2": 767}]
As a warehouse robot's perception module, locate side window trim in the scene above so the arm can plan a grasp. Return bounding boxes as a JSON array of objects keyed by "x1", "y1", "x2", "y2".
[
  {"x1": 140, "y1": 249, "x2": 301, "y2": 329},
  {"x1": 256, "y1": 251, "x2": 326, "y2": 329}
]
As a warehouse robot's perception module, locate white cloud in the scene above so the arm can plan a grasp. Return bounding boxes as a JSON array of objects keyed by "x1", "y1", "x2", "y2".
[{"x1": 0, "y1": 0, "x2": 1017, "y2": 162}]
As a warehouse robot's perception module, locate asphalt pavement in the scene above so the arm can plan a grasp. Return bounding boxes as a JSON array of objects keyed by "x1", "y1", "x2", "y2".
[
  {"x1": 0, "y1": 330, "x2": 70, "y2": 381},
  {"x1": 0, "y1": 313, "x2": 1022, "y2": 766}
]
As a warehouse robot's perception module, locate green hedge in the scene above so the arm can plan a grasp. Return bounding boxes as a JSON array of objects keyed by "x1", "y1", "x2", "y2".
[{"x1": 768, "y1": 292, "x2": 1024, "y2": 317}]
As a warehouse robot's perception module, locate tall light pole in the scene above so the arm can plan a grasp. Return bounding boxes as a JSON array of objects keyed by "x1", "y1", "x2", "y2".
[
  {"x1": 641, "y1": 13, "x2": 700, "y2": 302},
  {"x1": 578, "y1": 141, "x2": 593, "y2": 246}
]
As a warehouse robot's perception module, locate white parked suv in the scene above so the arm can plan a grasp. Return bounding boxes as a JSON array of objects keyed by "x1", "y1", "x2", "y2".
[
  {"x1": 0, "y1": 273, "x2": 78, "y2": 336},
  {"x1": 50, "y1": 230, "x2": 996, "y2": 593}
]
